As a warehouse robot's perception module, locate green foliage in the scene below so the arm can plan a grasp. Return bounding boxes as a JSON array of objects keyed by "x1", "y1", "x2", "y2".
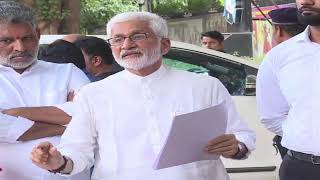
[
  {"x1": 152, "y1": 0, "x2": 187, "y2": 17},
  {"x1": 213, "y1": 0, "x2": 224, "y2": 12},
  {"x1": 152, "y1": 0, "x2": 224, "y2": 17},
  {"x1": 80, "y1": 0, "x2": 138, "y2": 34},
  {"x1": 186, "y1": 0, "x2": 212, "y2": 12},
  {"x1": 35, "y1": 0, "x2": 69, "y2": 21}
]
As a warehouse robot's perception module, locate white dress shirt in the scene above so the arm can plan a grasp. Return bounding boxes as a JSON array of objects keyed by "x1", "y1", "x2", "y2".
[
  {"x1": 59, "y1": 65, "x2": 255, "y2": 180},
  {"x1": 0, "y1": 60, "x2": 90, "y2": 180},
  {"x1": 257, "y1": 27, "x2": 320, "y2": 155}
]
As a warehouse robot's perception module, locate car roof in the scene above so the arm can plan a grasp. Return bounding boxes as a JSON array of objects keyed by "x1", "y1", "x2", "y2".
[
  {"x1": 39, "y1": 35, "x2": 106, "y2": 44},
  {"x1": 40, "y1": 35, "x2": 258, "y2": 69},
  {"x1": 170, "y1": 41, "x2": 259, "y2": 69}
]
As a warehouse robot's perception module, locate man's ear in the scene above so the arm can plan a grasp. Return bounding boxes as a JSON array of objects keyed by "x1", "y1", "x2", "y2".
[
  {"x1": 275, "y1": 26, "x2": 282, "y2": 37},
  {"x1": 92, "y1": 56, "x2": 103, "y2": 67},
  {"x1": 160, "y1": 38, "x2": 171, "y2": 55}
]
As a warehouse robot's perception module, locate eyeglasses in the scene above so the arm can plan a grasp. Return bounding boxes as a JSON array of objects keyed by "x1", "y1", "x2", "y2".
[{"x1": 107, "y1": 33, "x2": 149, "y2": 46}]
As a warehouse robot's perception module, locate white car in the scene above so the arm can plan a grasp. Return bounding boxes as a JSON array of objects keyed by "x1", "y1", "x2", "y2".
[
  {"x1": 165, "y1": 41, "x2": 281, "y2": 180},
  {"x1": 40, "y1": 35, "x2": 282, "y2": 180}
]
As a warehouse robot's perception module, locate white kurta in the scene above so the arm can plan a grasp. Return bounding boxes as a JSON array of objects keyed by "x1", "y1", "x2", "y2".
[
  {"x1": 0, "y1": 61, "x2": 90, "y2": 180},
  {"x1": 59, "y1": 65, "x2": 255, "y2": 180}
]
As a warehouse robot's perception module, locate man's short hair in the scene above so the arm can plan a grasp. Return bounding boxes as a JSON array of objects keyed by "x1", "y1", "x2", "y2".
[
  {"x1": 0, "y1": 1, "x2": 37, "y2": 28},
  {"x1": 40, "y1": 39, "x2": 85, "y2": 69},
  {"x1": 268, "y1": 7, "x2": 307, "y2": 37},
  {"x1": 277, "y1": 24, "x2": 306, "y2": 37},
  {"x1": 106, "y1": 12, "x2": 168, "y2": 39},
  {"x1": 201, "y1": 31, "x2": 224, "y2": 43},
  {"x1": 75, "y1": 36, "x2": 114, "y2": 65}
]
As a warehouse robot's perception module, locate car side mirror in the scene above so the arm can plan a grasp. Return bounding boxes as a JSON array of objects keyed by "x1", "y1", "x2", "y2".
[{"x1": 245, "y1": 75, "x2": 256, "y2": 96}]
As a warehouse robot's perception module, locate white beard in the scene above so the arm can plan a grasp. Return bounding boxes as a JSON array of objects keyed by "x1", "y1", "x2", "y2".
[
  {"x1": 114, "y1": 45, "x2": 162, "y2": 71},
  {"x1": 0, "y1": 48, "x2": 38, "y2": 69},
  {"x1": 0, "y1": 57, "x2": 37, "y2": 69}
]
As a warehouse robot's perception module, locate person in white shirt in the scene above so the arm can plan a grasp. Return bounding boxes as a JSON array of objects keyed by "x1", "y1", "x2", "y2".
[
  {"x1": 267, "y1": 7, "x2": 307, "y2": 159},
  {"x1": 30, "y1": 11, "x2": 255, "y2": 180},
  {"x1": 0, "y1": 1, "x2": 90, "y2": 180},
  {"x1": 257, "y1": 0, "x2": 320, "y2": 179}
]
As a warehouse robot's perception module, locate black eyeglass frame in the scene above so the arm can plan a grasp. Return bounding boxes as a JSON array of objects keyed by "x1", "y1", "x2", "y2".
[{"x1": 107, "y1": 32, "x2": 150, "y2": 46}]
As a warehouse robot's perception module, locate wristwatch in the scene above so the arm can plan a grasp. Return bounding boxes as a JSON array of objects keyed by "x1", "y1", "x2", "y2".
[
  {"x1": 48, "y1": 156, "x2": 68, "y2": 174},
  {"x1": 232, "y1": 142, "x2": 248, "y2": 159},
  {"x1": 48, "y1": 156, "x2": 72, "y2": 174}
]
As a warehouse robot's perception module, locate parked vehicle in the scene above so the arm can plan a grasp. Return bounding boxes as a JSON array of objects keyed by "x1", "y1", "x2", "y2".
[
  {"x1": 164, "y1": 41, "x2": 281, "y2": 180},
  {"x1": 40, "y1": 35, "x2": 282, "y2": 180}
]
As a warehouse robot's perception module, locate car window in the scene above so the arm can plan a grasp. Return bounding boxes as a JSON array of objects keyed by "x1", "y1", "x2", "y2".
[
  {"x1": 163, "y1": 58, "x2": 209, "y2": 75},
  {"x1": 164, "y1": 49, "x2": 248, "y2": 96}
]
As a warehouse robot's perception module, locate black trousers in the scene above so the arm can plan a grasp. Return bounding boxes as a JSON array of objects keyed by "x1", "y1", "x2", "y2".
[{"x1": 280, "y1": 154, "x2": 320, "y2": 180}]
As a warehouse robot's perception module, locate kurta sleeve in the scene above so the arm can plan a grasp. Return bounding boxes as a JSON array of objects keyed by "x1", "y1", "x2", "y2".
[
  {"x1": 0, "y1": 113, "x2": 34, "y2": 143},
  {"x1": 54, "y1": 64, "x2": 90, "y2": 116},
  {"x1": 57, "y1": 90, "x2": 97, "y2": 176},
  {"x1": 215, "y1": 80, "x2": 256, "y2": 155},
  {"x1": 256, "y1": 54, "x2": 289, "y2": 136},
  {"x1": 68, "y1": 64, "x2": 90, "y2": 92},
  {"x1": 53, "y1": 102, "x2": 74, "y2": 116}
]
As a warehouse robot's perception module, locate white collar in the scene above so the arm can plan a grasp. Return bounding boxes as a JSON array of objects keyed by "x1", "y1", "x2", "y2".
[
  {"x1": 123, "y1": 64, "x2": 167, "y2": 84},
  {"x1": 295, "y1": 26, "x2": 312, "y2": 43},
  {"x1": 0, "y1": 60, "x2": 39, "y2": 74}
]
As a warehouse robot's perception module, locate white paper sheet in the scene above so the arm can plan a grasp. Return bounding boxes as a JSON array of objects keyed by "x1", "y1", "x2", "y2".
[{"x1": 153, "y1": 101, "x2": 228, "y2": 170}]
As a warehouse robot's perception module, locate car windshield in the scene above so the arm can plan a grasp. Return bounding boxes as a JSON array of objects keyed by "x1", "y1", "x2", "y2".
[{"x1": 163, "y1": 49, "x2": 248, "y2": 96}]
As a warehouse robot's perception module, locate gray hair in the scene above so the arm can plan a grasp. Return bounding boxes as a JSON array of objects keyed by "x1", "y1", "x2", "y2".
[
  {"x1": 106, "y1": 11, "x2": 168, "y2": 39},
  {"x1": 0, "y1": 1, "x2": 37, "y2": 28}
]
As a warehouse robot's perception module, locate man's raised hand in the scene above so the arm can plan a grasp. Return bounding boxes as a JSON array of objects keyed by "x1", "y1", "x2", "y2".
[{"x1": 30, "y1": 142, "x2": 64, "y2": 171}]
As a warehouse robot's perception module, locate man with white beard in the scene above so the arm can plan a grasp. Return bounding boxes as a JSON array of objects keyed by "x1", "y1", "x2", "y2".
[
  {"x1": 257, "y1": 0, "x2": 320, "y2": 179},
  {"x1": 30, "y1": 11, "x2": 255, "y2": 180},
  {"x1": 0, "y1": 1, "x2": 90, "y2": 180}
]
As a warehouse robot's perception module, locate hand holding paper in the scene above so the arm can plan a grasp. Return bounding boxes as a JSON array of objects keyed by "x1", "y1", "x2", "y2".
[
  {"x1": 205, "y1": 134, "x2": 239, "y2": 158},
  {"x1": 153, "y1": 101, "x2": 228, "y2": 170}
]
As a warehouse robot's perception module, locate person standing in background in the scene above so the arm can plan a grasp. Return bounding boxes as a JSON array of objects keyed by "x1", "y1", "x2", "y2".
[
  {"x1": 267, "y1": 7, "x2": 307, "y2": 159},
  {"x1": 257, "y1": 0, "x2": 320, "y2": 179},
  {"x1": 200, "y1": 30, "x2": 225, "y2": 52},
  {"x1": 269, "y1": 7, "x2": 307, "y2": 47},
  {"x1": 74, "y1": 36, "x2": 119, "y2": 82},
  {"x1": 40, "y1": 39, "x2": 86, "y2": 70},
  {"x1": 0, "y1": 1, "x2": 90, "y2": 179}
]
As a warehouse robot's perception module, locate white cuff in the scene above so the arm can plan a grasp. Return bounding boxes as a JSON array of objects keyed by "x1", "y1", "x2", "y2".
[
  {"x1": 57, "y1": 149, "x2": 88, "y2": 176},
  {"x1": 234, "y1": 134, "x2": 255, "y2": 159}
]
